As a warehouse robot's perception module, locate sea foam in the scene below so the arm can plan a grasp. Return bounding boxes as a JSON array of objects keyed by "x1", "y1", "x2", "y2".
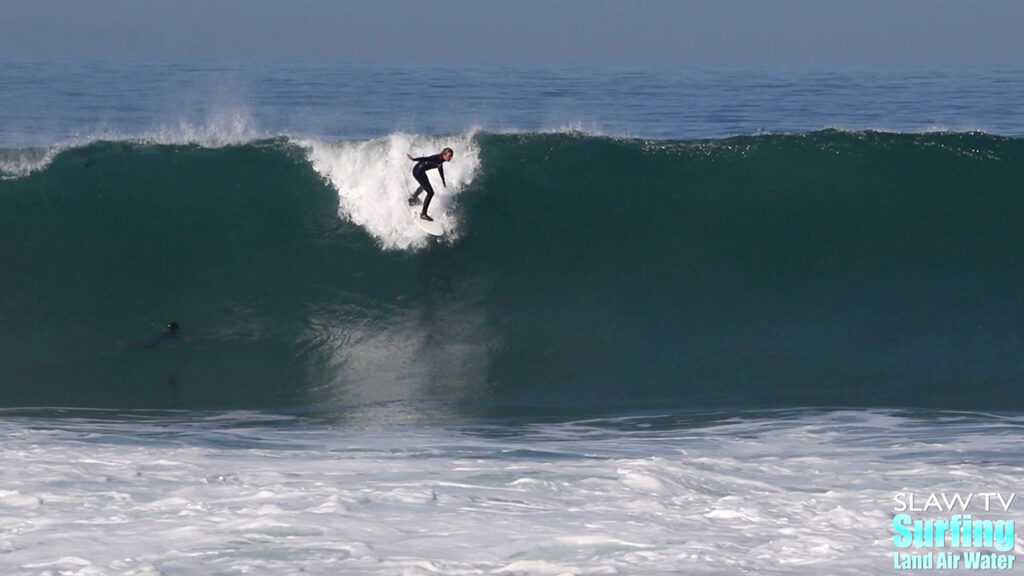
[
  {"x1": 0, "y1": 410, "x2": 1020, "y2": 575},
  {"x1": 300, "y1": 131, "x2": 480, "y2": 250}
]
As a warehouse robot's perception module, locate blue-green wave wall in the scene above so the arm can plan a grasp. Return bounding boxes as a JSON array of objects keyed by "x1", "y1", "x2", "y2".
[{"x1": 1, "y1": 131, "x2": 1022, "y2": 412}]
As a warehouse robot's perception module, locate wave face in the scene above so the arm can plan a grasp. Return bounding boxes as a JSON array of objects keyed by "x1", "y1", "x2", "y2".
[{"x1": 1, "y1": 131, "x2": 1022, "y2": 412}]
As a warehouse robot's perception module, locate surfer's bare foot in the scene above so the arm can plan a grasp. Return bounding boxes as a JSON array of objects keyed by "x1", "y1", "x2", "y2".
[
  {"x1": 408, "y1": 196, "x2": 421, "y2": 206},
  {"x1": 420, "y1": 213, "x2": 433, "y2": 222}
]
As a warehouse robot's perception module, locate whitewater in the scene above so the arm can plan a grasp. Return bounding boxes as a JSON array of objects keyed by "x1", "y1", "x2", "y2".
[
  {"x1": 2, "y1": 62, "x2": 1023, "y2": 575},
  {"x1": 3, "y1": 409, "x2": 1022, "y2": 576}
]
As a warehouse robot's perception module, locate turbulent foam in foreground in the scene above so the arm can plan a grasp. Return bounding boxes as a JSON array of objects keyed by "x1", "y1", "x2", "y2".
[{"x1": 0, "y1": 409, "x2": 1020, "y2": 575}]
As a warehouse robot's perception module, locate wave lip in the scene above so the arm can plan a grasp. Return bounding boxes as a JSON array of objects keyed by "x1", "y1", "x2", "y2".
[
  {"x1": 0, "y1": 147, "x2": 60, "y2": 179},
  {"x1": 0, "y1": 109, "x2": 264, "y2": 179}
]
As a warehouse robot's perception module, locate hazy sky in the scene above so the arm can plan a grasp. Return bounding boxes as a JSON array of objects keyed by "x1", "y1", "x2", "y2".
[{"x1": 2, "y1": 0, "x2": 1022, "y2": 68}]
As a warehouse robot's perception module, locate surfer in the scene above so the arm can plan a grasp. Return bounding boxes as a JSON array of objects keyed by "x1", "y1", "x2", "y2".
[
  {"x1": 147, "y1": 321, "x2": 180, "y2": 348},
  {"x1": 407, "y1": 147, "x2": 453, "y2": 221}
]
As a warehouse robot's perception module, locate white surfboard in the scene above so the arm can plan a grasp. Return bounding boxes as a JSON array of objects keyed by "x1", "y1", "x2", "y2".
[{"x1": 410, "y1": 207, "x2": 444, "y2": 236}]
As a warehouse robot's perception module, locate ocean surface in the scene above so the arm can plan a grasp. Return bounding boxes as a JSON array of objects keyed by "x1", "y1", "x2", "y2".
[{"x1": 1, "y1": 62, "x2": 1023, "y2": 574}]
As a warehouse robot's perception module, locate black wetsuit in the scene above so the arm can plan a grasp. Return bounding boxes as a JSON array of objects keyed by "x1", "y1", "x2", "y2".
[{"x1": 410, "y1": 154, "x2": 446, "y2": 216}]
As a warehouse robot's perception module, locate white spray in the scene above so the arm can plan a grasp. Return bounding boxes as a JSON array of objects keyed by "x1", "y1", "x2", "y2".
[{"x1": 301, "y1": 131, "x2": 480, "y2": 250}]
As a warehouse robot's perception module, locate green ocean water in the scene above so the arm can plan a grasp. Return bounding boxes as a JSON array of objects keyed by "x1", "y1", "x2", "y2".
[{"x1": 2, "y1": 131, "x2": 1022, "y2": 413}]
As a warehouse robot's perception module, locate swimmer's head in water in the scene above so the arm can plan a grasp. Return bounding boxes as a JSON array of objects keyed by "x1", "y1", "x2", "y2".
[{"x1": 166, "y1": 322, "x2": 180, "y2": 332}]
